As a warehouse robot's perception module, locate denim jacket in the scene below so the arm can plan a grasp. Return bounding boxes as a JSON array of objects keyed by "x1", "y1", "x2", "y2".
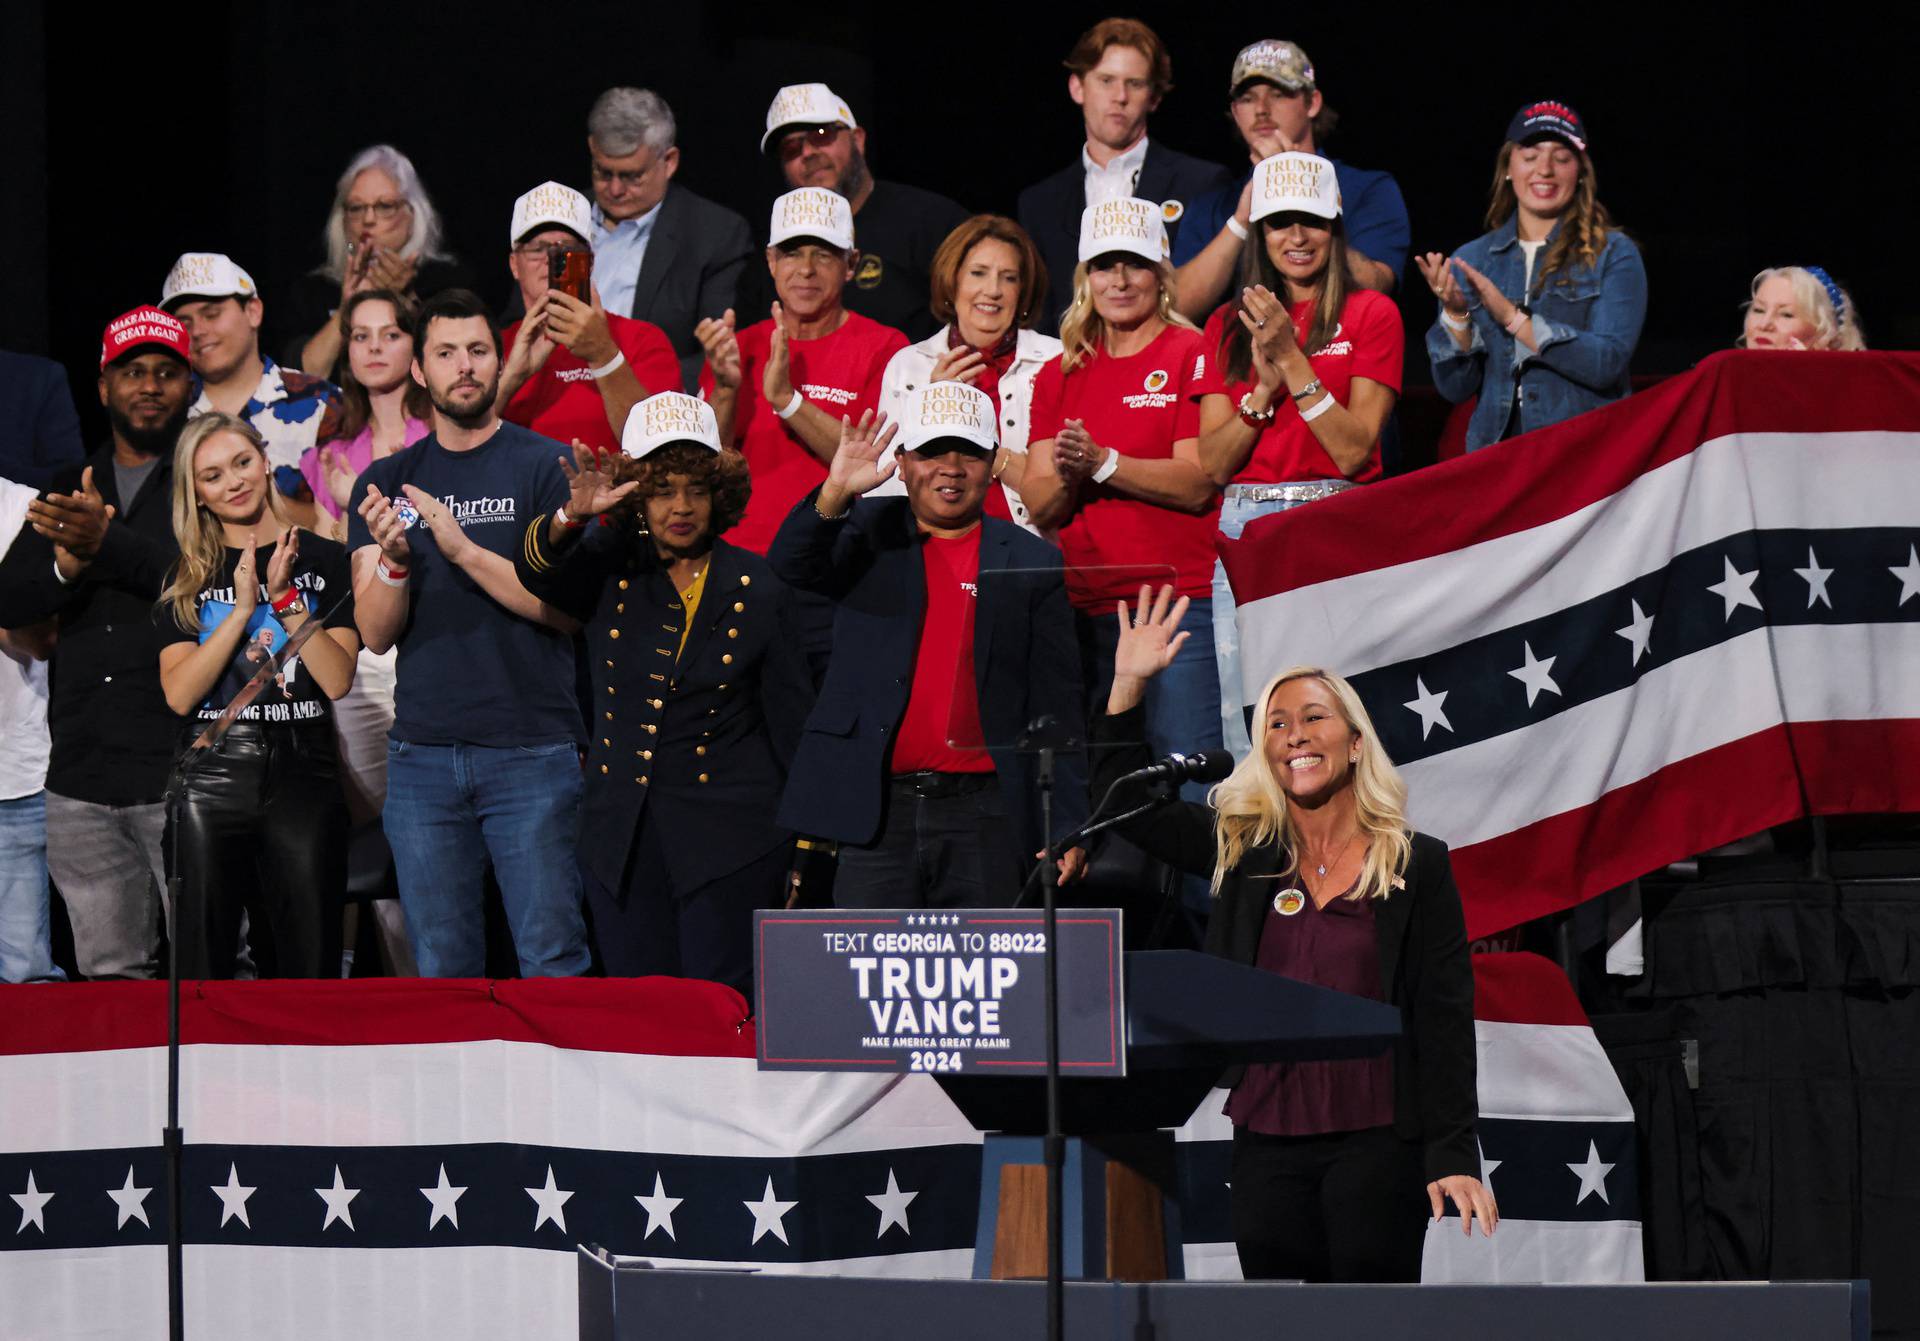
[{"x1": 1426, "y1": 216, "x2": 1647, "y2": 452}]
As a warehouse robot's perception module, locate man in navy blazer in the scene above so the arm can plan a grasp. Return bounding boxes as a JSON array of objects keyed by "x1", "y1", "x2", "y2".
[
  {"x1": 0, "y1": 351, "x2": 85, "y2": 490},
  {"x1": 768, "y1": 385, "x2": 1088, "y2": 908},
  {"x1": 1017, "y1": 18, "x2": 1232, "y2": 334}
]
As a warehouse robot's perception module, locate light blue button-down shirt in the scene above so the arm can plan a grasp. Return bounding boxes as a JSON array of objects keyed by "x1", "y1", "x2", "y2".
[{"x1": 590, "y1": 199, "x2": 665, "y2": 316}]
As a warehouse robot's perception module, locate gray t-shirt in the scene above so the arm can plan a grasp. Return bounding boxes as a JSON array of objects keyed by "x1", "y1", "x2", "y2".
[{"x1": 113, "y1": 457, "x2": 160, "y2": 508}]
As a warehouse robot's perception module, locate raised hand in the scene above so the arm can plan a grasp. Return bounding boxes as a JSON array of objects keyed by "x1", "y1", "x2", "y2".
[
  {"x1": 400, "y1": 484, "x2": 474, "y2": 566},
  {"x1": 265, "y1": 527, "x2": 300, "y2": 607},
  {"x1": 1414, "y1": 252, "x2": 1471, "y2": 316},
  {"x1": 545, "y1": 286, "x2": 619, "y2": 368},
  {"x1": 1236, "y1": 285, "x2": 1297, "y2": 390},
  {"x1": 321, "y1": 445, "x2": 359, "y2": 510},
  {"x1": 695, "y1": 308, "x2": 741, "y2": 391},
  {"x1": 824, "y1": 410, "x2": 900, "y2": 501},
  {"x1": 27, "y1": 465, "x2": 117, "y2": 557},
  {"x1": 366, "y1": 247, "x2": 417, "y2": 295},
  {"x1": 559, "y1": 439, "x2": 638, "y2": 521},
  {"x1": 232, "y1": 534, "x2": 261, "y2": 616},
  {"x1": 1053, "y1": 419, "x2": 1105, "y2": 484},
  {"x1": 356, "y1": 483, "x2": 414, "y2": 566},
  {"x1": 500, "y1": 296, "x2": 557, "y2": 395},
  {"x1": 927, "y1": 346, "x2": 987, "y2": 386},
  {"x1": 763, "y1": 302, "x2": 795, "y2": 407},
  {"x1": 1112, "y1": 584, "x2": 1191, "y2": 685},
  {"x1": 1448, "y1": 257, "x2": 1519, "y2": 326}
]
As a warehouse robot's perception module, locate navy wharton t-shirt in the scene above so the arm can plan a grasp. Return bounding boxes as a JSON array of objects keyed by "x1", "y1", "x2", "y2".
[{"x1": 345, "y1": 420, "x2": 580, "y2": 746}]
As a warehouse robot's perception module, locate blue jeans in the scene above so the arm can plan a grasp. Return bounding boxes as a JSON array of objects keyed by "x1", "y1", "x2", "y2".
[
  {"x1": 0, "y1": 791, "x2": 64, "y2": 983},
  {"x1": 383, "y1": 740, "x2": 589, "y2": 978},
  {"x1": 1212, "y1": 486, "x2": 1353, "y2": 760}
]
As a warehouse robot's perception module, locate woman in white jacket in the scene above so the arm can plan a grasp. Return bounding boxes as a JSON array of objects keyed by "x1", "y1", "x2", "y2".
[{"x1": 877, "y1": 215, "x2": 1061, "y2": 534}]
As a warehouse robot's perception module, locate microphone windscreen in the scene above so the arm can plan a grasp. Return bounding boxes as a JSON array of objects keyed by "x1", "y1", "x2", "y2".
[{"x1": 1188, "y1": 750, "x2": 1236, "y2": 783}]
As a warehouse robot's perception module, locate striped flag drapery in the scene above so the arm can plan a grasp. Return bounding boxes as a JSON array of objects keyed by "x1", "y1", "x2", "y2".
[
  {"x1": 1220, "y1": 350, "x2": 1920, "y2": 937},
  {"x1": 1, "y1": 961, "x2": 1638, "y2": 1338}
]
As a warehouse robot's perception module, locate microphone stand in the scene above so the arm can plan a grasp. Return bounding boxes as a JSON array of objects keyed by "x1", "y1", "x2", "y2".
[{"x1": 162, "y1": 596, "x2": 339, "y2": 1341}]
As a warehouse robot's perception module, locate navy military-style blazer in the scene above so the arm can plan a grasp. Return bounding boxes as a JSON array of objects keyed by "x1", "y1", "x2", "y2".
[
  {"x1": 517, "y1": 519, "x2": 813, "y2": 893},
  {"x1": 767, "y1": 493, "x2": 1089, "y2": 874}
]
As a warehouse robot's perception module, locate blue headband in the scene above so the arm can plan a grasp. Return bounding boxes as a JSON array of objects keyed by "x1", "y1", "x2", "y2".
[{"x1": 1803, "y1": 266, "x2": 1847, "y2": 320}]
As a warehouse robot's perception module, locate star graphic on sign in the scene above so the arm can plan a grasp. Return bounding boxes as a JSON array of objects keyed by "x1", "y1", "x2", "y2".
[
  {"x1": 744, "y1": 1175, "x2": 798, "y2": 1245},
  {"x1": 1794, "y1": 547, "x2": 1834, "y2": 609},
  {"x1": 108, "y1": 1166, "x2": 152, "y2": 1230},
  {"x1": 1477, "y1": 1140, "x2": 1502, "y2": 1197},
  {"x1": 1706, "y1": 556, "x2": 1764, "y2": 621},
  {"x1": 1507, "y1": 641, "x2": 1562, "y2": 707},
  {"x1": 1891, "y1": 545, "x2": 1920, "y2": 606},
  {"x1": 1616, "y1": 599, "x2": 1655, "y2": 665},
  {"x1": 1403, "y1": 676, "x2": 1452, "y2": 739},
  {"x1": 635, "y1": 1172, "x2": 684, "y2": 1241},
  {"x1": 865, "y1": 1168, "x2": 919, "y2": 1239},
  {"x1": 316, "y1": 1165, "x2": 360, "y2": 1232},
  {"x1": 211, "y1": 1163, "x2": 256, "y2": 1229},
  {"x1": 421, "y1": 1164, "x2": 467, "y2": 1230},
  {"x1": 525, "y1": 1165, "x2": 575, "y2": 1233},
  {"x1": 11, "y1": 1171, "x2": 52, "y2": 1234},
  {"x1": 1567, "y1": 1139, "x2": 1616, "y2": 1205}
]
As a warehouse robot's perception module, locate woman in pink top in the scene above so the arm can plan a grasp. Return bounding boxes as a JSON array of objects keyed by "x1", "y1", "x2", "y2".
[
  {"x1": 297, "y1": 288, "x2": 428, "y2": 975},
  {"x1": 299, "y1": 290, "x2": 430, "y2": 543}
]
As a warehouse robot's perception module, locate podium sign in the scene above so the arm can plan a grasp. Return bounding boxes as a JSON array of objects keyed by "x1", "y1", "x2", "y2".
[{"x1": 755, "y1": 908, "x2": 1126, "y2": 1077}]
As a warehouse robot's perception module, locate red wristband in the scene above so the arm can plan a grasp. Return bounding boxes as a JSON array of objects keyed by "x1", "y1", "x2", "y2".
[{"x1": 271, "y1": 588, "x2": 302, "y2": 615}]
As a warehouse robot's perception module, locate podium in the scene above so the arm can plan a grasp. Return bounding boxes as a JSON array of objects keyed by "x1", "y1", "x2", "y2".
[{"x1": 935, "y1": 949, "x2": 1400, "y2": 1281}]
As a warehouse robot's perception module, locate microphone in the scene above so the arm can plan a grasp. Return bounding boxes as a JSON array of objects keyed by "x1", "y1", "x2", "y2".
[{"x1": 1122, "y1": 749, "x2": 1235, "y2": 786}]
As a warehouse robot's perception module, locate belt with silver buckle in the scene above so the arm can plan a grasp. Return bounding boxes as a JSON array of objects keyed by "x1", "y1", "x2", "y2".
[{"x1": 1225, "y1": 480, "x2": 1357, "y2": 504}]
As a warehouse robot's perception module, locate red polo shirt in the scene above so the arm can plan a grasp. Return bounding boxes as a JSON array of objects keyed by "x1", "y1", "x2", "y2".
[{"x1": 500, "y1": 312, "x2": 682, "y2": 454}]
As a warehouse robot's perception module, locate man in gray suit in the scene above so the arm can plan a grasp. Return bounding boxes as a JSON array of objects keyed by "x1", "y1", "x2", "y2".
[{"x1": 587, "y1": 88, "x2": 755, "y2": 390}]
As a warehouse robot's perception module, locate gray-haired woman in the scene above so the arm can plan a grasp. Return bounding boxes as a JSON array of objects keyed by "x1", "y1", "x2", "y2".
[{"x1": 284, "y1": 144, "x2": 475, "y2": 376}]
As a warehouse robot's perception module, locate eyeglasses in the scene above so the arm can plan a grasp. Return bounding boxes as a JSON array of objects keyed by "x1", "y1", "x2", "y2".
[
  {"x1": 344, "y1": 198, "x2": 411, "y2": 221},
  {"x1": 590, "y1": 163, "x2": 654, "y2": 188},
  {"x1": 777, "y1": 125, "x2": 845, "y2": 161},
  {"x1": 514, "y1": 241, "x2": 591, "y2": 261}
]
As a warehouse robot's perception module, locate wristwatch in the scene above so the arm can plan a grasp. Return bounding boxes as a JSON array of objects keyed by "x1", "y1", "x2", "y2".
[{"x1": 1289, "y1": 378, "x2": 1324, "y2": 403}]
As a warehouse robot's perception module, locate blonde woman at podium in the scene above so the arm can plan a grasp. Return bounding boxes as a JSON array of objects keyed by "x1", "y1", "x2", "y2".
[{"x1": 1094, "y1": 584, "x2": 1496, "y2": 1282}]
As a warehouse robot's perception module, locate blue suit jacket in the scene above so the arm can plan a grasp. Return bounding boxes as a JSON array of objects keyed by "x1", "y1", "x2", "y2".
[
  {"x1": 768, "y1": 493, "x2": 1089, "y2": 870},
  {"x1": 1018, "y1": 140, "x2": 1233, "y2": 334},
  {"x1": 0, "y1": 351, "x2": 84, "y2": 490}
]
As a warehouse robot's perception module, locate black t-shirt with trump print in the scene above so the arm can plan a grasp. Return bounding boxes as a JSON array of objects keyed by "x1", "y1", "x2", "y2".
[{"x1": 158, "y1": 534, "x2": 356, "y2": 724}]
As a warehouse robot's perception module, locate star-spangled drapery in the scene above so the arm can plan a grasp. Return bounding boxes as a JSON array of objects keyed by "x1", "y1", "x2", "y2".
[
  {"x1": 1220, "y1": 350, "x2": 1920, "y2": 937},
  {"x1": 0, "y1": 965, "x2": 1638, "y2": 1337}
]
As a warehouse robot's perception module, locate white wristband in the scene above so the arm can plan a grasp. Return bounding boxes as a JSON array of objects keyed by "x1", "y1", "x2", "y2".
[
  {"x1": 775, "y1": 390, "x2": 805, "y2": 420},
  {"x1": 587, "y1": 350, "x2": 626, "y2": 381},
  {"x1": 375, "y1": 561, "x2": 410, "y2": 588},
  {"x1": 1226, "y1": 216, "x2": 1250, "y2": 242},
  {"x1": 1299, "y1": 393, "x2": 1337, "y2": 423},
  {"x1": 1439, "y1": 309, "x2": 1470, "y2": 332},
  {"x1": 1090, "y1": 449, "x2": 1121, "y2": 484}
]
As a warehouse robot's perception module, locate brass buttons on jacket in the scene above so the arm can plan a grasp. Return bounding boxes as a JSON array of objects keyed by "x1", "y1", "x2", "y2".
[
  {"x1": 645, "y1": 724, "x2": 657, "y2": 734},
  {"x1": 698, "y1": 773, "x2": 710, "y2": 783},
  {"x1": 641, "y1": 750, "x2": 652, "y2": 761},
  {"x1": 727, "y1": 628, "x2": 739, "y2": 639},
  {"x1": 650, "y1": 698, "x2": 663, "y2": 709},
  {"x1": 618, "y1": 580, "x2": 630, "y2": 591},
  {"x1": 599, "y1": 765, "x2": 609, "y2": 775},
  {"x1": 609, "y1": 629, "x2": 620, "y2": 639},
  {"x1": 616, "y1": 603, "x2": 626, "y2": 614},
  {"x1": 695, "y1": 745, "x2": 707, "y2": 756},
  {"x1": 739, "y1": 575, "x2": 751, "y2": 586},
  {"x1": 721, "y1": 654, "x2": 733, "y2": 665},
  {"x1": 733, "y1": 601, "x2": 745, "y2": 613}
]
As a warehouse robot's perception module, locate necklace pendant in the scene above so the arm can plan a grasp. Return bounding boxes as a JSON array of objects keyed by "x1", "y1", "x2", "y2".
[{"x1": 1316, "y1": 864, "x2": 1328, "y2": 877}]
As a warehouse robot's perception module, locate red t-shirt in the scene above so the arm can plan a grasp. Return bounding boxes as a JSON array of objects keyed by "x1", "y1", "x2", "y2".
[
  {"x1": 704, "y1": 311, "x2": 908, "y2": 554},
  {"x1": 500, "y1": 312, "x2": 682, "y2": 454},
  {"x1": 1027, "y1": 324, "x2": 1217, "y2": 609},
  {"x1": 1192, "y1": 288, "x2": 1403, "y2": 485},
  {"x1": 890, "y1": 529, "x2": 993, "y2": 774}
]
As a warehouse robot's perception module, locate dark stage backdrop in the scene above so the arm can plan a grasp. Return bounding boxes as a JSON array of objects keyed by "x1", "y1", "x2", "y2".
[{"x1": 8, "y1": 4, "x2": 1910, "y2": 445}]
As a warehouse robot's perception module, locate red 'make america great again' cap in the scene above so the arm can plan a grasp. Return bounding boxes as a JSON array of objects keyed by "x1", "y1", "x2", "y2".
[{"x1": 100, "y1": 306, "x2": 192, "y2": 369}]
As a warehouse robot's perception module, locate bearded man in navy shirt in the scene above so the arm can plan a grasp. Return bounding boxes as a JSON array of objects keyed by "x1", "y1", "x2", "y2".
[{"x1": 347, "y1": 289, "x2": 589, "y2": 977}]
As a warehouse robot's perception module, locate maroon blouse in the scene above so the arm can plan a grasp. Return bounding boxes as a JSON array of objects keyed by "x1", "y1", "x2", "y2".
[{"x1": 1224, "y1": 879, "x2": 1395, "y2": 1136}]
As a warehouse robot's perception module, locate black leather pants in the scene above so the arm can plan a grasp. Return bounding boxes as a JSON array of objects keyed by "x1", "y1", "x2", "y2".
[{"x1": 167, "y1": 723, "x2": 346, "y2": 979}]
